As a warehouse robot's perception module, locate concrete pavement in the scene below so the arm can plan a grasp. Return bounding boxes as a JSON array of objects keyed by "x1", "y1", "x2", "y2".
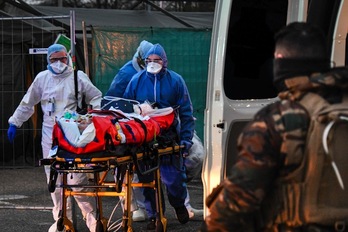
[{"x1": 0, "y1": 166, "x2": 204, "y2": 232}]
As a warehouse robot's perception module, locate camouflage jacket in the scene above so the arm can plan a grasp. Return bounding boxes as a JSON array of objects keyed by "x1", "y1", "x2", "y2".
[{"x1": 201, "y1": 67, "x2": 348, "y2": 232}]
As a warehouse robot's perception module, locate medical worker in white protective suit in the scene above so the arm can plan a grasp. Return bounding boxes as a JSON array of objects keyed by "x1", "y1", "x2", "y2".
[{"x1": 7, "y1": 44, "x2": 102, "y2": 232}]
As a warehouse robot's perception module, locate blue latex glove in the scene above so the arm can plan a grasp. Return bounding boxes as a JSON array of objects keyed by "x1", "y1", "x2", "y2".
[
  {"x1": 7, "y1": 124, "x2": 17, "y2": 143},
  {"x1": 180, "y1": 140, "x2": 193, "y2": 157}
]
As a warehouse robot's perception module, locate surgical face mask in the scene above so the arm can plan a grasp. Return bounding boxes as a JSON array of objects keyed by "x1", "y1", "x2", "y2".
[
  {"x1": 146, "y1": 62, "x2": 162, "y2": 74},
  {"x1": 50, "y1": 61, "x2": 68, "y2": 74}
]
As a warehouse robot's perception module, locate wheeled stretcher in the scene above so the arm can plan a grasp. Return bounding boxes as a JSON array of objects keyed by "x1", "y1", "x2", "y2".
[{"x1": 40, "y1": 108, "x2": 181, "y2": 232}]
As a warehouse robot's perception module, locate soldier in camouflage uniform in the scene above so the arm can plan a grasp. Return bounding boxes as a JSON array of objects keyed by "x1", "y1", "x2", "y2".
[{"x1": 201, "y1": 22, "x2": 348, "y2": 231}]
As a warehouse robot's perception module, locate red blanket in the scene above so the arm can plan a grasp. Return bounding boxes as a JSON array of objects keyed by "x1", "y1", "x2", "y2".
[{"x1": 52, "y1": 110, "x2": 175, "y2": 154}]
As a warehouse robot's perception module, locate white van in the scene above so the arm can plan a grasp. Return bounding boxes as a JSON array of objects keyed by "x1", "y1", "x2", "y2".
[{"x1": 202, "y1": 0, "x2": 348, "y2": 217}]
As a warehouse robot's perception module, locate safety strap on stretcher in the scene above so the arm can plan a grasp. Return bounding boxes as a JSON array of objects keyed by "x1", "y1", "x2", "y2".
[{"x1": 40, "y1": 145, "x2": 182, "y2": 165}]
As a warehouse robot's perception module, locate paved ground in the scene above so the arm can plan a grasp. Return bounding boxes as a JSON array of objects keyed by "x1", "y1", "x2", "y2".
[{"x1": 0, "y1": 166, "x2": 204, "y2": 232}]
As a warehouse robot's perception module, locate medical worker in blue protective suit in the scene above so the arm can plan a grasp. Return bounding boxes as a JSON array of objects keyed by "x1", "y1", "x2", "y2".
[
  {"x1": 105, "y1": 41, "x2": 203, "y2": 223},
  {"x1": 123, "y1": 43, "x2": 194, "y2": 229},
  {"x1": 7, "y1": 44, "x2": 102, "y2": 232},
  {"x1": 105, "y1": 40, "x2": 154, "y2": 222}
]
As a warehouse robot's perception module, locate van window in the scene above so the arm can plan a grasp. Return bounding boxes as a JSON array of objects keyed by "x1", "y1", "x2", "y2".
[
  {"x1": 224, "y1": 1, "x2": 288, "y2": 100},
  {"x1": 306, "y1": 0, "x2": 343, "y2": 65}
]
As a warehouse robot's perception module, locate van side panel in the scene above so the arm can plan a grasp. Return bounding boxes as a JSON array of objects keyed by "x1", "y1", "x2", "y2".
[
  {"x1": 202, "y1": 0, "x2": 232, "y2": 216},
  {"x1": 203, "y1": 0, "x2": 288, "y2": 218},
  {"x1": 330, "y1": 0, "x2": 348, "y2": 66}
]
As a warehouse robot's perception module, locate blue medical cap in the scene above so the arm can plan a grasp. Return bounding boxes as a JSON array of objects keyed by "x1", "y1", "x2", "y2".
[
  {"x1": 145, "y1": 43, "x2": 168, "y2": 69},
  {"x1": 47, "y1": 44, "x2": 67, "y2": 64}
]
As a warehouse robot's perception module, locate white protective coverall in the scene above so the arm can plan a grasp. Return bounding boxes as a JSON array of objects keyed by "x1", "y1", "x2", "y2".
[{"x1": 8, "y1": 45, "x2": 102, "y2": 232}]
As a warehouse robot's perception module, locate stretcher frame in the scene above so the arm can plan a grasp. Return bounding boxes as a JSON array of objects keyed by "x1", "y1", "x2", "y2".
[{"x1": 40, "y1": 144, "x2": 182, "y2": 232}]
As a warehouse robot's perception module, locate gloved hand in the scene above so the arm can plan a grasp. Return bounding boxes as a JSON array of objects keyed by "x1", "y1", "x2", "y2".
[
  {"x1": 180, "y1": 140, "x2": 193, "y2": 157},
  {"x1": 7, "y1": 124, "x2": 17, "y2": 143}
]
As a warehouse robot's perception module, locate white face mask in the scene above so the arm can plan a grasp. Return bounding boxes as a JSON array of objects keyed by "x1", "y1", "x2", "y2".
[
  {"x1": 50, "y1": 61, "x2": 68, "y2": 74},
  {"x1": 146, "y1": 62, "x2": 162, "y2": 74}
]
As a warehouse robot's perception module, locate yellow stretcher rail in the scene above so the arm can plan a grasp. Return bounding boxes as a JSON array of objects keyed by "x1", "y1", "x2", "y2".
[{"x1": 40, "y1": 144, "x2": 183, "y2": 232}]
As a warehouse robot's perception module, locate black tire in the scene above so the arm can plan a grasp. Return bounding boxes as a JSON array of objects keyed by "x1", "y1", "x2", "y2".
[
  {"x1": 57, "y1": 218, "x2": 65, "y2": 231},
  {"x1": 96, "y1": 220, "x2": 104, "y2": 232},
  {"x1": 121, "y1": 219, "x2": 128, "y2": 232},
  {"x1": 156, "y1": 221, "x2": 164, "y2": 232}
]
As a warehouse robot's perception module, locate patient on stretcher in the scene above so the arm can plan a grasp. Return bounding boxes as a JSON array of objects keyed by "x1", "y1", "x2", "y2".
[
  {"x1": 58, "y1": 114, "x2": 96, "y2": 147},
  {"x1": 56, "y1": 102, "x2": 174, "y2": 149}
]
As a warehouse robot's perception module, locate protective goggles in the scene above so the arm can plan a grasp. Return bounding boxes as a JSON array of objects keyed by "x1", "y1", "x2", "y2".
[{"x1": 49, "y1": 56, "x2": 68, "y2": 63}]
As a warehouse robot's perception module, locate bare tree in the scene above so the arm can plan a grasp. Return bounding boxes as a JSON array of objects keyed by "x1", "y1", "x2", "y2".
[{"x1": 27, "y1": 0, "x2": 216, "y2": 11}]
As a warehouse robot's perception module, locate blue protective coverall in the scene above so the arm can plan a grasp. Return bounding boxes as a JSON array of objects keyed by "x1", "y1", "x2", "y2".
[{"x1": 123, "y1": 44, "x2": 195, "y2": 218}]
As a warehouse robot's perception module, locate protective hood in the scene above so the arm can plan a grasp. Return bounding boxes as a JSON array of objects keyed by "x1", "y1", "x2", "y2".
[
  {"x1": 144, "y1": 43, "x2": 168, "y2": 69},
  {"x1": 132, "y1": 40, "x2": 154, "y2": 72}
]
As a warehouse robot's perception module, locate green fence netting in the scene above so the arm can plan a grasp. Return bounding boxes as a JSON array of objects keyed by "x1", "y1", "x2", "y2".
[{"x1": 91, "y1": 27, "x2": 211, "y2": 140}]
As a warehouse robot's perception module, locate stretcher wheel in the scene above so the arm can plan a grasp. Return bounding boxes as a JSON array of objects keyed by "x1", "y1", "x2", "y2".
[
  {"x1": 56, "y1": 217, "x2": 74, "y2": 232},
  {"x1": 57, "y1": 218, "x2": 65, "y2": 231},
  {"x1": 96, "y1": 220, "x2": 104, "y2": 232},
  {"x1": 156, "y1": 221, "x2": 164, "y2": 232}
]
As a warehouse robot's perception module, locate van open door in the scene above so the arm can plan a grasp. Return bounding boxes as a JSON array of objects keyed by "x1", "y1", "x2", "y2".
[{"x1": 202, "y1": 0, "x2": 348, "y2": 218}]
